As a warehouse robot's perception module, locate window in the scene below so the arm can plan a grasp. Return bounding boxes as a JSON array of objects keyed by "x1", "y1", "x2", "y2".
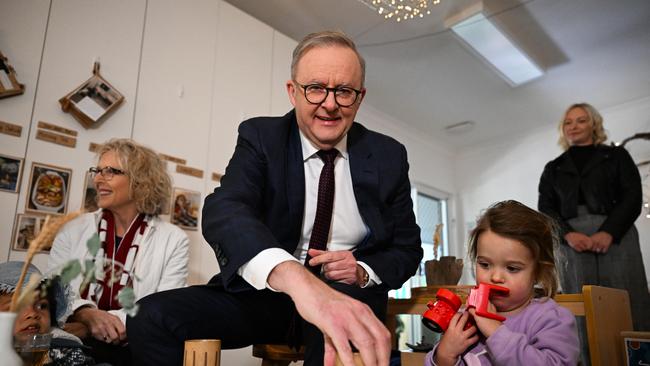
[{"x1": 390, "y1": 185, "x2": 450, "y2": 349}]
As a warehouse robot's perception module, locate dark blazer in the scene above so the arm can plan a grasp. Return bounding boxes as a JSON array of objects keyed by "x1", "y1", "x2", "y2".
[
  {"x1": 538, "y1": 144, "x2": 641, "y2": 242},
  {"x1": 202, "y1": 110, "x2": 423, "y2": 292}
]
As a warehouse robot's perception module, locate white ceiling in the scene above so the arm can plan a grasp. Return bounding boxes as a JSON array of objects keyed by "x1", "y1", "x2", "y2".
[{"x1": 225, "y1": 0, "x2": 650, "y2": 150}]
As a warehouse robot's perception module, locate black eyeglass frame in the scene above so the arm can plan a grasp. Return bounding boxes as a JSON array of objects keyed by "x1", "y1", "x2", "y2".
[
  {"x1": 294, "y1": 81, "x2": 363, "y2": 107},
  {"x1": 88, "y1": 166, "x2": 127, "y2": 180}
]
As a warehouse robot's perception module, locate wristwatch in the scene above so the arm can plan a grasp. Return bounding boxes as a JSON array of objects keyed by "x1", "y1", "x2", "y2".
[{"x1": 358, "y1": 267, "x2": 370, "y2": 287}]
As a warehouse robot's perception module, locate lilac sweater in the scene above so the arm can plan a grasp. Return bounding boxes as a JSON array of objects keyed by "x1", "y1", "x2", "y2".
[{"x1": 424, "y1": 298, "x2": 579, "y2": 366}]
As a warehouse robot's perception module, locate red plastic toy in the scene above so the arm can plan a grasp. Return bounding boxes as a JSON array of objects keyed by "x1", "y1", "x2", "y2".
[{"x1": 422, "y1": 283, "x2": 510, "y2": 333}]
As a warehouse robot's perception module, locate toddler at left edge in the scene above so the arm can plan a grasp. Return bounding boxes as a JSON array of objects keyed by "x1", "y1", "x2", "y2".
[{"x1": 426, "y1": 200, "x2": 579, "y2": 366}]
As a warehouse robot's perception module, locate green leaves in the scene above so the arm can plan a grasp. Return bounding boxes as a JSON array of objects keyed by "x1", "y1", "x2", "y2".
[
  {"x1": 117, "y1": 287, "x2": 139, "y2": 317},
  {"x1": 54, "y1": 232, "x2": 139, "y2": 317},
  {"x1": 60, "y1": 260, "x2": 82, "y2": 284},
  {"x1": 86, "y1": 233, "x2": 101, "y2": 256},
  {"x1": 78, "y1": 259, "x2": 96, "y2": 294}
]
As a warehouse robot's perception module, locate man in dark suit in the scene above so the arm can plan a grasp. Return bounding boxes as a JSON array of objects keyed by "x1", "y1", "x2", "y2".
[{"x1": 127, "y1": 30, "x2": 422, "y2": 366}]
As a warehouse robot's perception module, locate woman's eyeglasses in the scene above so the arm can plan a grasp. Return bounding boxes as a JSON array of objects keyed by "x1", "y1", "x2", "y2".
[{"x1": 88, "y1": 166, "x2": 126, "y2": 180}]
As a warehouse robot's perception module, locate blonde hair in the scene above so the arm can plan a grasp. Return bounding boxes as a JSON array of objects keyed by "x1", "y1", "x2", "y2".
[
  {"x1": 291, "y1": 30, "x2": 366, "y2": 87},
  {"x1": 468, "y1": 200, "x2": 559, "y2": 298},
  {"x1": 97, "y1": 139, "x2": 171, "y2": 215},
  {"x1": 557, "y1": 103, "x2": 608, "y2": 150}
]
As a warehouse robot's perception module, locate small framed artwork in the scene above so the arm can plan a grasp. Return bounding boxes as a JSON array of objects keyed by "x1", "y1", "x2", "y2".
[
  {"x1": 25, "y1": 162, "x2": 72, "y2": 215},
  {"x1": 622, "y1": 331, "x2": 650, "y2": 365},
  {"x1": 81, "y1": 171, "x2": 98, "y2": 212},
  {"x1": 170, "y1": 187, "x2": 201, "y2": 230},
  {"x1": 0, "y1": 153, "x2": 24, "y2": 193},
  {"x1": 11, "y1": 213, "x2": 42, "y2": 251}
]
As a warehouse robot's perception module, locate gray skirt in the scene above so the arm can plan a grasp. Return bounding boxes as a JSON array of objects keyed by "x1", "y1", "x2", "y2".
[{"x1": 556, "y1": 206, "x2": 650, "y2": 330}]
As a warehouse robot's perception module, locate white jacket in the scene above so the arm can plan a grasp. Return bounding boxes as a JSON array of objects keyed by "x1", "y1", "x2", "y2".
[{"x1": 48, "y1": 211, "x2": 189, "y2": 325}]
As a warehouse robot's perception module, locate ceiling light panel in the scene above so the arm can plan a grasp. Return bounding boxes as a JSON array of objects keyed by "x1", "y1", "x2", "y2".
[{"x1": 451, "y1": 13, "x2": 543, "y2": 86}]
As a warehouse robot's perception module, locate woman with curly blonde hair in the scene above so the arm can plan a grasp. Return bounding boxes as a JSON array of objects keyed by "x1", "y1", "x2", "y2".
[
  {"x1": 538, "y1": 103, "x2": 650, "y2": 363},
  {"x1": 49, "y1": 138, "x2": 189, "y2": 365}
]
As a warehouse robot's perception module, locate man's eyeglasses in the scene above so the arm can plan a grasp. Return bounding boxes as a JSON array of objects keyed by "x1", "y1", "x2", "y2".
[
  {"x1": 89, "y1": 166, "x2": 126, "y2": 180},
  {"x1": 294, "y1": 81, "x2": 362, "y2": 107}
]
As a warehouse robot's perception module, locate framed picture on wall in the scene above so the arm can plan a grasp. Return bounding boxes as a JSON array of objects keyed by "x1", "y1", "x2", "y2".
[
  {"x1": 25, "y1": 162, "x2": 72, "y2": 215},
  {"x1": 170, "y1": 187, "x2": 201, "y2": 231},
  {"x1": 81, "y1": 170, "x2": 98, "y2": 212},
  {"x1": 0, "y1": 153, "x2": 24, "y2": 193},
  {"x1": 11, "y1": 213, "x2": 43, "y2": 252}
]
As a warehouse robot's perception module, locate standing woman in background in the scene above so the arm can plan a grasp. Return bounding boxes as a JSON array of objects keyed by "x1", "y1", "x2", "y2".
[
  {"x1": 538, "y1": 103, "x2": 650, "y2": 360},
  {"x1": 49, "y1": 138, "x2": 190, "y2": 366}
]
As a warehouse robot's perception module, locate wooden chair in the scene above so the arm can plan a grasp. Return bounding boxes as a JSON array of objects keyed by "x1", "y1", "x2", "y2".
[
  {"x1": 386, "y1": 285, "x2": 633, "y2": 366},
  {"x1": 252, "y1": 344, "x2": 304, "y2": 366}
]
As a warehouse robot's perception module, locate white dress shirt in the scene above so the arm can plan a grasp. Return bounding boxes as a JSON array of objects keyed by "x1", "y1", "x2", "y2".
[{"x1": 238, "y1": 130, "x2": 382, "y2": 290}]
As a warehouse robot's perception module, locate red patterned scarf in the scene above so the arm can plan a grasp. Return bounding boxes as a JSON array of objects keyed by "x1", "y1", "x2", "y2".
[{"x1": 82, "y1": 210, "x2": 147, "y2": 310}]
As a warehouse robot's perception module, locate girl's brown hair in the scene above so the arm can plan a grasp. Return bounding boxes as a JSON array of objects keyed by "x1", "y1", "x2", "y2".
[{"x1": 468, "y1": 200, "x2": 559, "y2": 298}]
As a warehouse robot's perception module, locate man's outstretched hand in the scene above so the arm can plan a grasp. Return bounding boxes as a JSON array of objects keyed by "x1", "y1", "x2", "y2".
[{"x1": 268, "y1": 261, "x2": 390, "y2": 366}]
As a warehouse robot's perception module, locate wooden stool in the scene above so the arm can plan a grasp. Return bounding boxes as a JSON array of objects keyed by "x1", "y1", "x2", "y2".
[{"x1": 252, "y1": 344, "x2": 304, "y2": 366}]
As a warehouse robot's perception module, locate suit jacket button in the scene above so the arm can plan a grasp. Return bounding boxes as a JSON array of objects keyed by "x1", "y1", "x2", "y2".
[{"x1": 220, "y1": 258, "x2": 228, "y2": 266}]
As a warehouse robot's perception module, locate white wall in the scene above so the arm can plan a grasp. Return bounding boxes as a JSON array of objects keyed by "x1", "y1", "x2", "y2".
[
  {"x1": 356, "y1": 104, "x2": 458, "y2": 250},
  {"x1": 4, "y1": 0, "x2": 647, "y2": 363},
  {"x1": 454, "y1": 96, "x2": 650, "y2": 285},
  {"x1": 0, "y1": 1, "x2": 453, "y2": 364}
]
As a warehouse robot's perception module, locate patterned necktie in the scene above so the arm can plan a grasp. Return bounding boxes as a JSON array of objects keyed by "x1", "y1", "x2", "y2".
[{"x1": 305, "y1": 149, "x2": 338, "y2": 274}]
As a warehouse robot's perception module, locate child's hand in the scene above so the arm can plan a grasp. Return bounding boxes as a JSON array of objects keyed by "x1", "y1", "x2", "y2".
[
  {"x1": 435, "y1": 312, "x2": 479, "y2": 366},
  {"x1": 468, "y1": 300, "x2": 503, "y2": 338}
]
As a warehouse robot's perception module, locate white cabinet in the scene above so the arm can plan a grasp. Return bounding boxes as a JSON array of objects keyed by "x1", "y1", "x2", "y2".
[
  {"x1": 6, "y1": 0, "x2": 147, "y2": 269},
  {"x1": 132, "y1": 0, "x2": 220, "y2": 284},
  {"x1": 0, "y1": 0, "x2": 51, "y2": 262}
]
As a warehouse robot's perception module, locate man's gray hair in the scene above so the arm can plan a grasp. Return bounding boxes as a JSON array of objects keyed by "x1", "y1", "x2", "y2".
[{"x1": 291, "y1": 30, "x2": 366, "y2": 87}]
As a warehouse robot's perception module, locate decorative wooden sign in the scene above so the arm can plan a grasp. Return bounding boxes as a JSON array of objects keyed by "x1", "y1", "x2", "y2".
[
  {"x1": 159, "y1": 153, "x2": 187, "y2": 165},
  {"x1": 38, "y1": 121, "x2": 78, "y2": 137},
  {"x1": 36, "y1": 130, "x2": 77, "y2": 148},
  {"x1": 212, "y1": 172, "x2": 223, "y2": 182},
  {"x1": 176, "y1": 165, "x2": 204, "y2": 178},
  {"x1": 88, "y1": 142, "x2": 102, "y2": 153},
  {"x1": 59, "y1": 62, "x2": 124, "y2": 129},
  {"x1": 0, "y1": 120, "x2": 22, "y2": 137}
]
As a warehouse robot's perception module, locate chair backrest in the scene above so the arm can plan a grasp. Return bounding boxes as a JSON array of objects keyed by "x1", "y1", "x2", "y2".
[{"x1": 555, "y1": 285, "x2": 633, "y2": 366}]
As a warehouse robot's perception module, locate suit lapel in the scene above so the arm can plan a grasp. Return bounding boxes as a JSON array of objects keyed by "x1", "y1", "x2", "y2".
[
  {"x1": 286, "y1": 113, "x2": 305, "y2": 246},
  {"x1": 348, "y1": 123, "x2": 384, "y2": 246}
]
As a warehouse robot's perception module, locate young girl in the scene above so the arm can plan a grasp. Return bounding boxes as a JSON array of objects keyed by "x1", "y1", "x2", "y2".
[
  {"x1": 425, "y1": 200, "x2": 579, "y2": 366},
  {"x1": 0, "y1": 261, "x2": 95, "y2": 366}
]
